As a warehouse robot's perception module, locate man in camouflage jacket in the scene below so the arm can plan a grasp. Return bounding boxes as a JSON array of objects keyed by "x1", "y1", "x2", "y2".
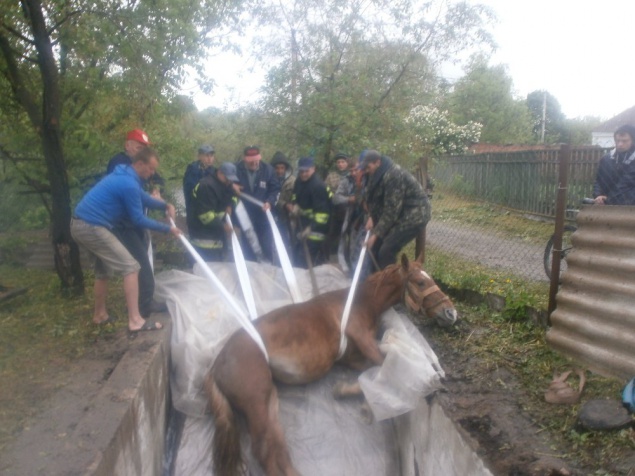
[{"x1": 361, "y1": 150, "x2": 430, "y2": 270}]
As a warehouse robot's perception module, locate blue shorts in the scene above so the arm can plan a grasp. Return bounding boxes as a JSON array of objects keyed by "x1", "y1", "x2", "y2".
[{"x1": 71, "y1": 218, "x2": 140, "y2": 279}]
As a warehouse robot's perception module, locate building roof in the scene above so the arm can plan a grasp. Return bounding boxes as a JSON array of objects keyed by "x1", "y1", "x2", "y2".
[
  {"x1": 467, "y1": 143, "x2": 601, "y2": 154},
  {"x1": 593, "y1": 105, "x2": 635, "y2": 133},
  {"x1": 467, "y1": 143, "x2": 559, "y2": 154}
]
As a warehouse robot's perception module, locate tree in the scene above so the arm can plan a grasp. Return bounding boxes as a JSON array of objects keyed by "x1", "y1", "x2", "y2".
[
  {"x1": 405, "y1": 105, "x2": 482, "y2": 156},
  {"x1": 526, "y1": 90, "x2": 567, "y2": 144},
  {"x1": 0, "y1": 0, "x2": 246, "y2": 294},
  {"x1": 445, "y1": 56, "x2": 533, "y2": 144},
  {"x1": 563, "y1": 116, "x2": 602, "y2": 146},
  {"x1": 253, "y1": 0, "x2": 494, "y2": 170}
]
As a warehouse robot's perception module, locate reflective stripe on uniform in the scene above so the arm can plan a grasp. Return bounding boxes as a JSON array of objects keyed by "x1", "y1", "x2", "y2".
[
  {"x1": 314, "y1": 212, "x2": 329, "y2": 225},
  {"x1": 190, "y1": 238, "x2": 223, "y2": 249},
  {"x1": 199, "y1": 211, "x2": 220, "y2": 225},
  {"x1": 307, "y1": 231, "x2": 326, "y2": 241}
]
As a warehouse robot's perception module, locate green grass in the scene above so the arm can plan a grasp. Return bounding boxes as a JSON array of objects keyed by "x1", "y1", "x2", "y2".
[
  {"x1": 0, "y1": 264, "x2": 127, "y2": 451},
  {"x1": 433, "y1": 190, "x2": 557, "y2": 244},
  {"x1": 426, "y1": 302, "x2": 635, "y2": 472}
]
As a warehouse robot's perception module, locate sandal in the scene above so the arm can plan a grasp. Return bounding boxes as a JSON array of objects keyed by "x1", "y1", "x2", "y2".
[
  {"x1": 128, "y1": 320, "x2": 163, "y2": 335},
  {"x1": 95, "y1": 315, "x2": 117, "y2": 326},
  {"x1": 545, "y1": 369, "x2": 586, "y2": 405}
]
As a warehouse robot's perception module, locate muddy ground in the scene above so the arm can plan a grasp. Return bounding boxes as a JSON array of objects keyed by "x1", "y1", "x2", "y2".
[{"x1": 421, "y1": 311, "x2": 635, "y2": 476}]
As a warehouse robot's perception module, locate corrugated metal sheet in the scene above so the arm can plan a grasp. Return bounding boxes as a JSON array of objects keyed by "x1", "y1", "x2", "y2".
[{"x1": 547, "y1": 205, "x2": 635, "y2": 380}]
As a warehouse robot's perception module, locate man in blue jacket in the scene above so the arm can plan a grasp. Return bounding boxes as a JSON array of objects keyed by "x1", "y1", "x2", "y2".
[
  {"x1": 105, "y1": 128, "x2": 165, "y2": 317},
  {"x1": 235, "y1": 146, "x2": 280, "y2": 262},
  {"x1": 593, "y1": 124, "x2": 635, "y2": 205},
  {"x1": 71, "y1": 148, "x2": 181, "y2": 332}
]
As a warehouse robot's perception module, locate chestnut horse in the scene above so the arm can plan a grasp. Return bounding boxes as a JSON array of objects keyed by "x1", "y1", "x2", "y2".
[{"x1": 204, "y1": 254, "x2": 457, "y2": 475}]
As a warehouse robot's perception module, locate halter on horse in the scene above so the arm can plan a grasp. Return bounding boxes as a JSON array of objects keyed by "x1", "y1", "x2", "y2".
[{"x1": 205, "y1": 254, "x2": 457, "y2": 476}]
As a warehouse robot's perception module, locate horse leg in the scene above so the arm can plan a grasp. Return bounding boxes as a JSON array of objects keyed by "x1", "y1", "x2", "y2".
[
  {"x1": 204, "y1": 375, "x2": 244, "y2": 476},
  {"x1": 244, "y1": 385, "x2": 299, "y2": 476},
  {"x1": 332, "y1": 380, "x2": 375, "y2": 424},
  {"x1": 347, "y1": 329, "x2": 385, "y2": 367},
  {"x1": 212, "y1": 337, "x2": 297, "y2": 476}
]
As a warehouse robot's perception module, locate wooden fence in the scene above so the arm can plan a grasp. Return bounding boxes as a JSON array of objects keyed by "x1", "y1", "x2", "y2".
[{"x1": 429, "y1": 147, "x2": 610, "y2": 219}]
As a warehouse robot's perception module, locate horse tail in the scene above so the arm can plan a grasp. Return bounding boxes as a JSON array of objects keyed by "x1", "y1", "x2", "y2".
[{"x1": 204, "y1": 374, "x2": 243, "y2": 476}]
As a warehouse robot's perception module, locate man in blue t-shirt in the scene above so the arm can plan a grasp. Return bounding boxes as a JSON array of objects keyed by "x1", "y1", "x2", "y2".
[{"x1": 72, "y1": 148, "x2": 181, "y2": 332}]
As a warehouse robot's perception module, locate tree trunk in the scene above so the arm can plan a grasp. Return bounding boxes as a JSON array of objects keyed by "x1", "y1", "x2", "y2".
[{"x1": 25, "y1": 0, "x2": 84, "y2": 295}]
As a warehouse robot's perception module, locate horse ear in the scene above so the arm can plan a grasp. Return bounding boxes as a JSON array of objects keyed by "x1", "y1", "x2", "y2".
[
  {"x1": 415, "y1": 252, "x2": 424, "y2": 265},
  {"x1": 400, "y1": 253, "x2": 409, "y2": 270}
]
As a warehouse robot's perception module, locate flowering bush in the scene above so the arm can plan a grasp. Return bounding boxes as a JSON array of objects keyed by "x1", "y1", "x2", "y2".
[{"x1": 405, "y1": 105, "x2": 482, "y2": 156}]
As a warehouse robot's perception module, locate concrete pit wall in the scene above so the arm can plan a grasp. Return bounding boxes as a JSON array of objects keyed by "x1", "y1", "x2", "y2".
[{"x1": 88, "y1": 324, "x2": 490, "y2": 476}]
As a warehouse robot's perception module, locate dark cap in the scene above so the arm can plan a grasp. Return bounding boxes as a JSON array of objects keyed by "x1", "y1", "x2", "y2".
[
  {"x1": 334, "y1": 152, "x2": 349, "y2": 161},
  {"x1": 198, "y1": 144, "x2": 215, "y2": 155},
  {"x1": 219, "y1": 162, "x2": 239, "y2": 182},
  {"x1": 298, "y1": 156, "x2": 315, "y2": 170},
  {"x1": 244, "y1": 146, "x2": 261, "y2": 157},
  {"x1": 359, "y1": 149, "x2": 381, "y2": 168}
]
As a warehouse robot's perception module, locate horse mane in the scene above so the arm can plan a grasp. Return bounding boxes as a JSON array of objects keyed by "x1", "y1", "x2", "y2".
[{"x1": 365, "y1": 262, "x2": 404, "y2": 295}]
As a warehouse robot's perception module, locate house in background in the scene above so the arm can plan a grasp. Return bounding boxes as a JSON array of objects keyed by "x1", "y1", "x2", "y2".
[{"x1": 592, "y1": 105, "x2": 635, "y2": 147}]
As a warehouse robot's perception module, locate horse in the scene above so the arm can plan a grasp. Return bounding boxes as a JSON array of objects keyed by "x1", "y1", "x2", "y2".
[{"x1": 204, "y1": 254, "x2": 457, "y2": 476}]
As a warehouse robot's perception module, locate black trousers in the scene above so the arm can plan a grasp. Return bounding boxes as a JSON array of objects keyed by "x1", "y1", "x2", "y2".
[
  {"x1": 113, "y1": 226, "x2": 154, "y2": 318},
  {"x1": 292, "y1": 239, "x2": 327, "y2": 269},
  {"x1": 372, "y1": 224, "x2": 425, "y2": 270}
]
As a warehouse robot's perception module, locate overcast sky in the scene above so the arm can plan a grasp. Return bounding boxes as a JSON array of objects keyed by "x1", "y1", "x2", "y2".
[
  {"x1": 191, "y1": 1, "x2": 635, "y2": 121},
  {"x1": 475, "y1": 0, "x2": 635, "y2": 120}
]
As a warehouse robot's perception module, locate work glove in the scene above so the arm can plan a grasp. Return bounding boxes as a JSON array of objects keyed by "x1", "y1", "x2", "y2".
[
  {"x1": 289, "y1": 204, "x2": 302, "y2": 218},
  {"x1": 297, "y1": 226, "x2": 311, "y2": 240}
]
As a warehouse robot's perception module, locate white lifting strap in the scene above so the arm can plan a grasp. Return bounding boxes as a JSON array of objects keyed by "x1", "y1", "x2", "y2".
[
  {"x1": 170, "y1": 218, "x2": 269, "y2": 362},
  {"x1": 337, "y1": 230, "x2": 370, "y2": 360}
]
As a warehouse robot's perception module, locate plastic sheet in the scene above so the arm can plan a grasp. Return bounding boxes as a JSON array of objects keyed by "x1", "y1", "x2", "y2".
[{"x1": 155, "y1": 262, "x2": 446, "y2": 474}]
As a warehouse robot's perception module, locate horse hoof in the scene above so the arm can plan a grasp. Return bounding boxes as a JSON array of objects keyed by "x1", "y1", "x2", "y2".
[
  {"x1": 332, "y1": 381, "x2": 361, "y2": 399},
  {"x1": 361, "y1": 402, "x2": 374, "y2": 424}
]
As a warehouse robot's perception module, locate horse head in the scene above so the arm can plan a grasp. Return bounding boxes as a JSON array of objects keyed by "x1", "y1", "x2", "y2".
[{"x1": 400, "y1": 254, "x2": 458, "y2": 327}]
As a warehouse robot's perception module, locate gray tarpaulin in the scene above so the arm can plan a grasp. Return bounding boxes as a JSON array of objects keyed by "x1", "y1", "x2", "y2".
[{"x1": 155, "y1": 262, "x2": 447, "y2": 475}]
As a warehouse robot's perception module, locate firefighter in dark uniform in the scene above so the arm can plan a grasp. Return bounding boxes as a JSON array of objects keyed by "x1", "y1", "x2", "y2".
[
  {"x1": 361, "y1": 149, "x2": 431, "y2": 271},
  {"x1": 287, "y1": 156, "x2": 332, "y2": 268},
  {"x1": 189, "y1": 162, "x2": 240, "y2": 262}
]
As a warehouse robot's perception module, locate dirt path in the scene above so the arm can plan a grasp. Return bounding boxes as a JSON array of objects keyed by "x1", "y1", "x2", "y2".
[{"x1": 427, "y1": 220, "x2": 548, "y2": 282}]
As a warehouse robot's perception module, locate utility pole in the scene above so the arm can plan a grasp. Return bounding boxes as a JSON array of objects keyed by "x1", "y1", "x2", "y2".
[
  {"x1": 541, "y1": 91, "x2": 547, "y2": 143},
  {"x1": 290, "y1": 28, "x2": 298, "y2": 159}
]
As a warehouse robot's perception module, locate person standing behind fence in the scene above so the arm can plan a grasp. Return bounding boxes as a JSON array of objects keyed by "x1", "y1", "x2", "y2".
[
  {"x1": 72, "y1": 148, "x2": 181, "y2": 332},
  {"x1": 593, "y1": 124, "x2": 635, "y2": 205},
  {"x1": 360, "y1": 150, "x2": 430, "y2": 271},
  {"x1": 189, "y1": 163, "x2": 239, "y2": 262}
]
